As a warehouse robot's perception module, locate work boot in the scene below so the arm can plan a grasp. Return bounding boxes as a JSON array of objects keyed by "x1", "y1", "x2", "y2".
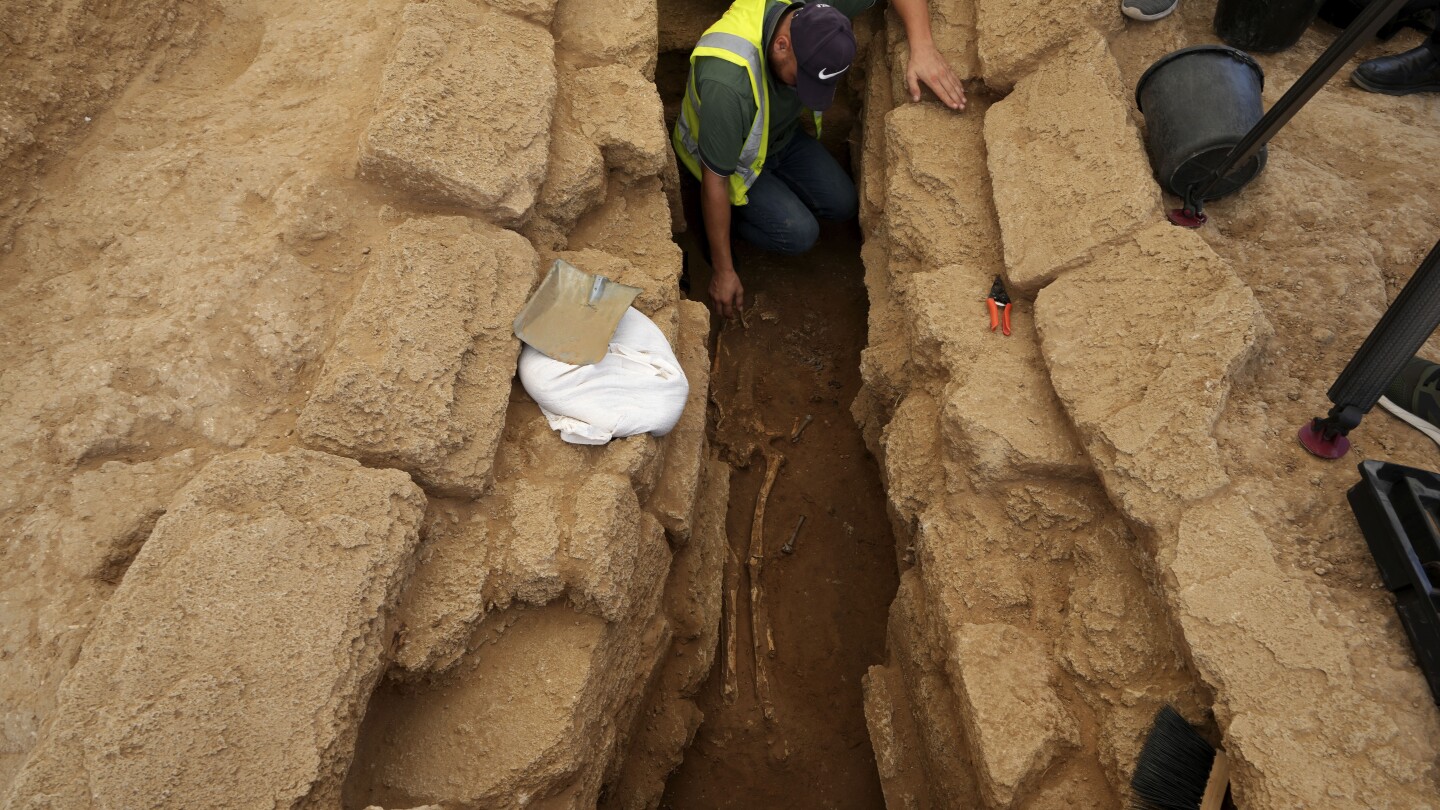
[
  {"x1": 1121, "y1": 0, "x2": 1178, "y2": 21},
  {"x1": 1379, "y1": 356, "x2": 1440, "y2": 449},
  {"x1": 1352, "y1": 42, "x2": 1440, "y2": 95}
]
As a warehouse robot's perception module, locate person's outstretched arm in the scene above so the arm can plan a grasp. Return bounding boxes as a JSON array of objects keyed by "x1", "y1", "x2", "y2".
[
  {"x1": 702, "y1": 166, "x2": 744, "y2": 319},
  {"x1": 888, "y1": 0, "x2": 967, "y2": 110}
]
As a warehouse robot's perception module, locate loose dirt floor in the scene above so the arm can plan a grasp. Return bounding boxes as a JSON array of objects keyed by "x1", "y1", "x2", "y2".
[
  {"x1": 656, "y1": 53, "x2": 896, "y2": 810},
  {"x1": 661, "y1": 221, "x2": 896, "y2": 810}
]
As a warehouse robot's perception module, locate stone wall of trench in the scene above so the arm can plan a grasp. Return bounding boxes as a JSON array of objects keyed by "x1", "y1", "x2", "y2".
[
  {"x1": 1, "y1": 0, "x2": 721, "y2": 807},
  {"x1": 854, "y1": 2, "x2": 1440, "y2": 808}
]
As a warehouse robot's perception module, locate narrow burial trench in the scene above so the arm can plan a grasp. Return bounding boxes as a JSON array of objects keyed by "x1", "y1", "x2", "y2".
[{"x1": 653, "y1": 48, "x2": 898, "y2": 809}]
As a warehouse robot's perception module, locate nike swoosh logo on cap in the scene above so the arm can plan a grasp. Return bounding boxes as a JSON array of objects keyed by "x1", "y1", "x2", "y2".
[{"x1": 818, "y1": 66, "x2": 848, "y2": 80}]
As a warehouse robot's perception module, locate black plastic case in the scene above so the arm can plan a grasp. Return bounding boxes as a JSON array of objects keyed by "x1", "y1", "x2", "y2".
[{"x1": 1348, "y1": 460, "x2": 1440, "y2": 705}]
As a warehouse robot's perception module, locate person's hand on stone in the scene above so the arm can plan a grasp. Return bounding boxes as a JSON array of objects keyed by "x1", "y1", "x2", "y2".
[{"x1": 907, "y1": 42, "x2": 966, "y2": 111}]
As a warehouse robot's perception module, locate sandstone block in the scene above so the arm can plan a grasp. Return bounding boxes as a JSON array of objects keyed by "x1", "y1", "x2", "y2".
[
  {"x1": 554, "y1": 482, "x2": 671, "y2": 621},
  {"x1": 896, "y1": 260, "x2": 992, "y2": 381},
  {"x1": 883, "y1": 572, "x2": 985, "y2": 808},
  {"x1": 554, "y1": 0, "x2": 658, "y2": 78},
  {"x1": 569, "y1": 66, "x2": 671, "y2": 181},
  {"x1": 663, "y1": 142, "x2": 687, "y2": 235},
  {"x1": 568, "y1": 178, "x2": 682, "y2": 317},
  {"x1": 662, "y1": 457, "x2": 730, "y2": 693},
  {"x1": 940, "y1": 319, "x2": 1090, "y2": 485},
  {"x1": 858, "y1": 45, "x2": 895, "y2": 235},
  {"x1": 359, "y1": 0, "x2": 556, "y2": 224},
  {"x1": 598, "y1": 692, "x2": 703, "y2": 810},
  {"x1": 595, "y1": 458, "x2": 728, "y2": 810},
  {"x1": 911, "y1": 502, "x2": 1044, "y2": 636},
  {"x1": 488, "y1": 0, "x2": 558, "y2": 25},
  {"x1": 880, "y1": 392, "x2": 944, "y2": 530},
  {"x1": 56, "y1": 450, "x2": 200, "y2": 581},
  {"x1": 536, "y1": 65, "x2": 670, "y2": 238},
  {"x1": 647, "y1": 301, "x2": 712, "y2": 543},
  {"x1": 388, "y1": 396, "x2": 670, "y2": 672},
  {"x1": 496, "y1": 399, "x2": 667, "y2": 504},
  {"x1": 346, "y1": 602, "x2": 672, "y2": 810},
  {"x1": 985, "y1": 37, "x2": 1160, "y2": 293},
  {"x1": 948, "y1": 623, "x2": 1080, "y2": 807},
  {"x1": 1165, "y1": 498, "x2": 1436, "y2": 808},
  {"x1": 534, "y1": 122, "x2": 607, "y2": 236},
  {"x1": 389, "y1": 499, "x2": 493, "y2": 675},
  {"x1": 1034, "y1": 223, "x2": 1267, "y2": 534},
  {"x1": 862, "y1": 666, "x2": 907, "y2": 785},
  {"x1": 853, "y1": 239, "x2": 912, "y2": 455},
  {"x1": 3, "y1": 449, "x2": 427, "y2": 810},
  {"x1": 393, "y1": 473, "x2": 669, "y2": 676},
  {"x1": 975, "y1": 0, "x2": 1113, "y2": 90},
  {"x1": 1061, "y1": 496, "x2": 1203, "y2": 789},
  {"x1": 299, "y1": 216, "x2": 539, "y2": 499},
  {"x1": 884, "y1": 103, "x2": 1001, "y2": 270}
]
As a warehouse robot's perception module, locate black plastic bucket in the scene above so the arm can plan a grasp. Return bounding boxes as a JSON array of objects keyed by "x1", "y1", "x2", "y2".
[
  {"x1": 1215, "y1": 0, "x2": 1325, "y2": 52},
  {"x1": 1136, "y1": 45, "x2": 1267, "y2": 201}
]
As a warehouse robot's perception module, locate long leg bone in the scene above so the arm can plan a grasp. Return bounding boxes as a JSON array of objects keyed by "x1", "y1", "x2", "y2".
[
  {"x1": 722, "y1": 542, "x2": 741, "y2": 703},
  {"x1": 748, "y1": 450, "x2": 784, "y2": 722}
]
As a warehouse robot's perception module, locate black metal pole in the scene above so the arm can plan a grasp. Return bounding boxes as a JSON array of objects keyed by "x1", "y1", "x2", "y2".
[
  {"x1": 1328, "y1": 238, "x2": 1440, "y2": 414},
  {"x1": 1300, "y1": 238, "x2": 1440, "y2": 458},
  {"x1": 1190, "y1": 0, "x2": 1411, "y2": 202}
]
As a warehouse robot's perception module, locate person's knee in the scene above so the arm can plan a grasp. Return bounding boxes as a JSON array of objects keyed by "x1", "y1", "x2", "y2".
[{"x1": 776, "y1": 214, "x2": 820, "y2": 254}]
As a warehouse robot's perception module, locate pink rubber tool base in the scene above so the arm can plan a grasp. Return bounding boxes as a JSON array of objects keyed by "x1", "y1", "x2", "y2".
[
  {"x1": 1298, "y1": 421, "x2": 1351, "y2": 459},
  {"x1": 1167, "y1": 208, "x2": 1207, "y2": 229}
]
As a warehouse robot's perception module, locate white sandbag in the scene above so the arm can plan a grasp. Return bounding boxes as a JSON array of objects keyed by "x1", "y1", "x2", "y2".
[{"x1": 518, "y1": 307, "x2": 689, "y2": 445}]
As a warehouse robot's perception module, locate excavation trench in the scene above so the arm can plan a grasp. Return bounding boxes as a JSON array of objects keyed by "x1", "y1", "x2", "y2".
[{"x1": 654, "y1": 48, "x2": 899, "y2": 809}]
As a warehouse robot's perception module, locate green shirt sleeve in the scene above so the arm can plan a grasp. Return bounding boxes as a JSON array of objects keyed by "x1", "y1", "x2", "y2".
[{"x1": 694, "y1": 57, "x2": 758, "y2": 177}]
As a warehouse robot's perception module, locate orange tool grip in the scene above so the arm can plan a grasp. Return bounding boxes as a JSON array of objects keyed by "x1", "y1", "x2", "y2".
[
  {"x1": 987, "y1": 299, "x2": 999, "y2": 332},
  {"x1": 1002, "y1": 304, "x2": 1012, "y2": 336}
]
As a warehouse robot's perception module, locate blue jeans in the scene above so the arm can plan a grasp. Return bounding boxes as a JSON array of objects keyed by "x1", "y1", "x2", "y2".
[{"x1": 732, "y1": 131, "x2": 858, "y2": 255}]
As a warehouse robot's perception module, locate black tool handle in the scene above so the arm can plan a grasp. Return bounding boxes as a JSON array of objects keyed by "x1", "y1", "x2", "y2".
[
  {"x1": 1193, "y1": 0, "x2": 1412, "y2": 200},
  {"x1": 1329, "y1": 238, "x2": 1440, "y2": 413}
]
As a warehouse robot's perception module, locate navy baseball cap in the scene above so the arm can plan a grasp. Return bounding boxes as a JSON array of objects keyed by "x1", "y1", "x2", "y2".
[{"x1": 790, "y1": 3, "x2": 857, "y2": 112}]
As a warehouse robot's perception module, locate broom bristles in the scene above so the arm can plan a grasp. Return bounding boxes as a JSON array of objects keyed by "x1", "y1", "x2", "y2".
[{"x1": 1130, "y1": 705, "x2": 1218, "y2": 810}]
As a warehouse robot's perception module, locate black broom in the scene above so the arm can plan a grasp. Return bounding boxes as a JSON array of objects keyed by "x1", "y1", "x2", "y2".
[{"x1": 1130, "y1": 705, "x2": 1230, "y2": 810}]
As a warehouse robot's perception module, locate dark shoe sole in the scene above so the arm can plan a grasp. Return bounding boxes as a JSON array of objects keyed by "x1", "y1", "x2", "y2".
[{"x1": 1351, "y1": 70, "x2": 1440, "y2": 95}]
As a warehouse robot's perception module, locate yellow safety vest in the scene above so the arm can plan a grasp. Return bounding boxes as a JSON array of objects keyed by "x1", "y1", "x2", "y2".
[{"x1": 672, "y1": 0, "x2": 822, "y2": 206}]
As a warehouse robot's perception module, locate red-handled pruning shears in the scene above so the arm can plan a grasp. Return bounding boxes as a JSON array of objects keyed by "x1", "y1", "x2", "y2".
[{"x1": 987, "y1": 275, "x2": 1012, "y2": 336}]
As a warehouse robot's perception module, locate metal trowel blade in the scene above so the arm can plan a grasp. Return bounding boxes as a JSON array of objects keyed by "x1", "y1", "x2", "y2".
[{"x1": 513, "y1": 259, "x2": 642, "y2": 366}]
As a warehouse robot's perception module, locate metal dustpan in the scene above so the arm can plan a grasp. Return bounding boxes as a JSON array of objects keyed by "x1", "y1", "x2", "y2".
[{"x1": 513, "y1": 259, "x2": 642, "y2": 366}]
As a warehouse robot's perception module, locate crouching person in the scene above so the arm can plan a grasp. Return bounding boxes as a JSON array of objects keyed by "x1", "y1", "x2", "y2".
[{"x1": 673, "y1": 0, "x2": 965, "y2": 318}]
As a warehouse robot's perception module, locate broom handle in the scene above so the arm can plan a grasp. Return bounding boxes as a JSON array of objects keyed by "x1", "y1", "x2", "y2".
[
  {"x1": 1192, "y1": 0, "x2": 1411, "y2": 201},
  {"x1": 1201, "y1": 750, "x2": 1230, "y2": 810}
]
